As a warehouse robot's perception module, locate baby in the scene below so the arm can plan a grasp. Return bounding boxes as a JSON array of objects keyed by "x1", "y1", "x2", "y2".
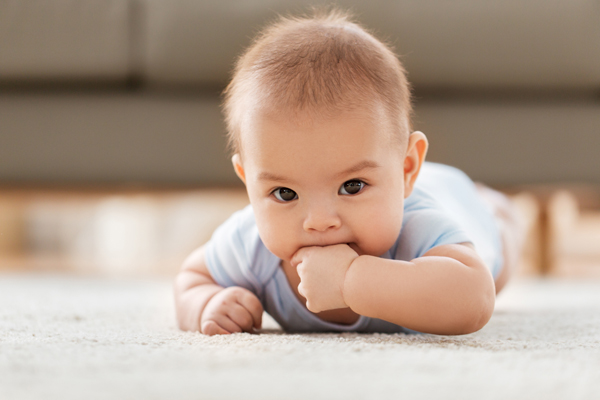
[{"x1": 174, "y1": 10, "x2": 523, "y2": 335}]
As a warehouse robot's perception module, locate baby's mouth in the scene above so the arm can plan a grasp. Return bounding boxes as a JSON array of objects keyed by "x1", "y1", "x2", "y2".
[
  {"x1": 299, "y1": 241, "x2": 362, "y2": 255},
  {"x1": 347, "y1": 242, "x2": 363, "y2": 255}
]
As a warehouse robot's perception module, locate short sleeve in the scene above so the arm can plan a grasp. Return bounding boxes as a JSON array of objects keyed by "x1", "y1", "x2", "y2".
[
  {"x1": 395, "y1": 187, "x2": 472, "y2": 261},
  {"x1": 204, "y1": 205, "x2": 278, "y2": 299}
]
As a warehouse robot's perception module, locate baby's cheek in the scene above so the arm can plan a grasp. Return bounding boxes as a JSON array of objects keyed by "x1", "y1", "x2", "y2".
[
  {"x1": 257, "y1": 229, "x2": 298, "y2": 262},
  {"x1": 362, "y1": 211, "x2": 403, "y2": 256},
  {"x1": 364, "y1": 230, "x2": 398, "y2": 256},
  {"x1": 252, "y1": 204, "x2": 301, "y2": 261}
]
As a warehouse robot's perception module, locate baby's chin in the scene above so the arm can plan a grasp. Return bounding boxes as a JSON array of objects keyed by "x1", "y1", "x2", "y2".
[
  {"x1": 347, "y1": 242, "x2": 364, "y2": 256},
  {"x1": 349, "y1": 241, "x2": 400, "y2": 258}
]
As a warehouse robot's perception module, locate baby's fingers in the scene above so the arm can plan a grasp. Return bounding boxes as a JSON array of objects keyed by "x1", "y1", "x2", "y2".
[
  {"x1": 227, "y1": 303, "x2": 259, "y2": 332},
  {"x1": 201, "y1": 313, "x2": 244, "y2": 335},
  {"x1": 237, "y1": 292, "x2": 263, "y2": 330},
  {"x1": 201, "y1": 320, "x2": 230, "y2": 336}
]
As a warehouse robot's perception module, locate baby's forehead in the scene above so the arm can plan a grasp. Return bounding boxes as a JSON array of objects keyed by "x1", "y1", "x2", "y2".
[
  {"x1": 241, "y1": 100, "x2": 399, "y2": 139},
  {"x1": 239, "y1": 104, "x2": 406, "y2": 167}
]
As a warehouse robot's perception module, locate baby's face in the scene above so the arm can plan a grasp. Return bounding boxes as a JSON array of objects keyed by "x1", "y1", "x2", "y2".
[{"x1": 235, "y1": 105, "x2": 412, "y2": 263}]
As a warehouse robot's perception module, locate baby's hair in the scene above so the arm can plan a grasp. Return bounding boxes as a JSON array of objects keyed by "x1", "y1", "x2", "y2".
[{"x1": 222, "y1": 8, "x2": 413, "y2": 155}]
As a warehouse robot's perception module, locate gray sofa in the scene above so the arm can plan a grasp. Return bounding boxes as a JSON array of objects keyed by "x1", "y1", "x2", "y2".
[{"x1": 2, "y1": 0, "x2": 599, "y2": 186}]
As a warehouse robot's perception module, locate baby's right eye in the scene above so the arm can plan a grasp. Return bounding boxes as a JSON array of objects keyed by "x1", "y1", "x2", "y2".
[{"x1": 273, "y1": 187, "x2": 298, "y2": 202}]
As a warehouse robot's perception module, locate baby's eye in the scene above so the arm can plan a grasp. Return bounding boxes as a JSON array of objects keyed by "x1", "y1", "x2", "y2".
[
  {"x1": 273, "y1": 187, "x2": 298, "y2": 202},
  {"x1": 339, "y1": 180, "x2": 365, "y2": 195}
]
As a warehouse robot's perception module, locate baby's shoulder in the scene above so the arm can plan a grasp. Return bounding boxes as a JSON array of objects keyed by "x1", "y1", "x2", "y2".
[
  {"x1": 207, "y1": 204, "x2": 278, "y2": 287},
  {"x1": 398, "y1": 177, "x2": 473, "y2": 261}
]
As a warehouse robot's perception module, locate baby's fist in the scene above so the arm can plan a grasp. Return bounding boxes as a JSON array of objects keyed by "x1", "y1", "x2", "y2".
[
  {"x1": 291, "y1": 244, "x2": 359, "y2": 313},
  {"x1": 201, "y1": 287, "x2": 263, "y2": 335}
]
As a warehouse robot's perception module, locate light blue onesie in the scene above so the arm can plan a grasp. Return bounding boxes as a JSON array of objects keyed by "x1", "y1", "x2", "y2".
[{"x1": 205, "y1": 162, "x2": 503, "y2": 333}]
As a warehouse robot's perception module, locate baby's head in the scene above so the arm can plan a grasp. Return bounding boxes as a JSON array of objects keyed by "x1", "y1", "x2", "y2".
[{"x1": 222, "y1": 10, "x2": 428, "y2": 262}]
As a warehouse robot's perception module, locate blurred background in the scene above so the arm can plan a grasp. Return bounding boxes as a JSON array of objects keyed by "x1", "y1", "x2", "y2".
[{"x1": 1, "y1": 0, "x2": 599, "y2": 279}]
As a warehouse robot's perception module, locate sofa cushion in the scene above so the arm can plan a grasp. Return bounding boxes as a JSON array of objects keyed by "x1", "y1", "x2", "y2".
[
  {"x1": 0, "y1": 92, "x2": 237, "y2": 185},
  {"x1": 0, "y1": 0, "x2": 131, "y2": 83},
  {"x1": 142, "y1": 0, "x2": 600, "y2": 89}
]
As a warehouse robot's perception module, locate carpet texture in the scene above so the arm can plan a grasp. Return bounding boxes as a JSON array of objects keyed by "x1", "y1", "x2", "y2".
[{"x1": 1, "y1": 273, "x2": 599, "y2": 400}]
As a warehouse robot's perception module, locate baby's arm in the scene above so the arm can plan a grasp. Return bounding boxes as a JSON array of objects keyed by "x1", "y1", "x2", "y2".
[
  {"x1": 344, "y1": 243, "x2": 495, "y2": 335},
  {"x1": 174, "y1": 245, "x2": 263, "y2": 335}
]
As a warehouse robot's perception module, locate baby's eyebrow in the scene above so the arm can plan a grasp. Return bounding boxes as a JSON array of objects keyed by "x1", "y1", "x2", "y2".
[
  {"x1": 335, "y1": 160, "x2": 381, "y2": 178},
  {"x1": 257, "y1": 160, "x2": 380, "y2": 183},
  {"x1": 258, "y1": 171, "x2": 293, "y2": 183}
]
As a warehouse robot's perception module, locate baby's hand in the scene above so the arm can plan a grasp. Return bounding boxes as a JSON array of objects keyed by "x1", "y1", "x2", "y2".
[
  {"x1": 201, "y1": 287, "x2": 263, "y2": 335},
  {"x1": 291, "y1": 244, "x2": 359, "y2": 313}
]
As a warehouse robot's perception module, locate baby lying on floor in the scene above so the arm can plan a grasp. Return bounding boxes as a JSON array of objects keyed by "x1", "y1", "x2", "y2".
[{"x1": 174, "y1": 10, "x2": 523, "y2": 335}]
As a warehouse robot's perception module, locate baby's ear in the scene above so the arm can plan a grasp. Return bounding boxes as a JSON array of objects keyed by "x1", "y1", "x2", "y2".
[
  {"x1": 403, "y1": 131, "x2": 428, "y2": 198},
  {"x1": 231, "y1": 153, "x2": 246, "y2": 184}
]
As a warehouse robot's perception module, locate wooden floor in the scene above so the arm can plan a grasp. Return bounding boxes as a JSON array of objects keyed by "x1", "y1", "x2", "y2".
[
  {"x1": 0, "y1": 187, "x2": 249, "y2": 277},
  {"x1": 1, "y1": 184, "x2": 599, "y2": 278}
]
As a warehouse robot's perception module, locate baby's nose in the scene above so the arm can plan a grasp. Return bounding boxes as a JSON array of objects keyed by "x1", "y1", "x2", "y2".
[{"x1": 302, "y1": 204, "x2": 342, "y2": 232}]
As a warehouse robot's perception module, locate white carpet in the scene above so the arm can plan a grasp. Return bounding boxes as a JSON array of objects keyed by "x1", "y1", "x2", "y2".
[{"x1": 1, "y1": 273, "x2": 599, "y2": 400}]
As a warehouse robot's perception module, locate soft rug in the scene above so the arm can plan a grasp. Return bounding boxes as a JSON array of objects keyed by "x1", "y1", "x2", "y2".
[{"x1": 1, "y1": 273, "x2": 599, "y2": 400}]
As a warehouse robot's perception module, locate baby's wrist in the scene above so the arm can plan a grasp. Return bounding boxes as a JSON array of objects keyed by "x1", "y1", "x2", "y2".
[{"x1": 341, "y1": 254, "x2": 362, "y2": 310}]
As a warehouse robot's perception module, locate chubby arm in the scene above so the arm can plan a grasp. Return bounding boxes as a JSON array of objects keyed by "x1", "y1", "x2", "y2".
[
  {"x1": 174, "y1": 245, "x2": 263, "y2": 335},
  {"x1": 343, "y1": 243, "x2": 496, "y2": 335},
  {"x1": 174, "y1": 245, "x2": 223, "y2": 331}
]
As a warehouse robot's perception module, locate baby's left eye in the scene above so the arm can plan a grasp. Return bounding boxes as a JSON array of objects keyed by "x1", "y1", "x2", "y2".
[{"x1": 339, "y1": 180, "x2": 365, "y2": 195}]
